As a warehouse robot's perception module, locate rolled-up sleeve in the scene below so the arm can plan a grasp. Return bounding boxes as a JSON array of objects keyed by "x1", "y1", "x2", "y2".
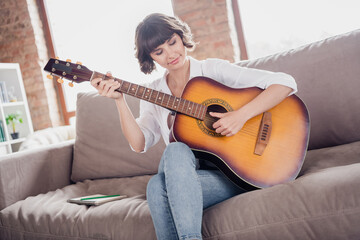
[
  {"x1": 202, "y1": 59, "x2": 297, "y2": 95},
  {"x1": 134, "y1": 100, "x2": 161, "y2": 153}
]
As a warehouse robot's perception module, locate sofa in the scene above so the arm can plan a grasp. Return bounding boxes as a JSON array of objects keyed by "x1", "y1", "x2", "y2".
[
  {"x1": 18, "y1": 125, "x2": 76, "y2": 151},
  {"x1": 1, "y1": 29, "x2": 360, "y2": 240}
]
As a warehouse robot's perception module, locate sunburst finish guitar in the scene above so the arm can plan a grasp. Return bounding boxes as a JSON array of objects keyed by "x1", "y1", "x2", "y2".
[{"x1": 44, "y1": 58, "x2": 310, "y2": 191}]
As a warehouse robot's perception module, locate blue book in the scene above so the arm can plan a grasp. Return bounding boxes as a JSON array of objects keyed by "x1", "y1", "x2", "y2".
[{"x1": 0, "y1": 120, "x2": 5, "y2": 142}]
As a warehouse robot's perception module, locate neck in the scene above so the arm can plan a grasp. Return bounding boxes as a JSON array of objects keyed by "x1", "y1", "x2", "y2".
[{"x1": 167, "y1": 57, "x2": 190, "y2": 87}]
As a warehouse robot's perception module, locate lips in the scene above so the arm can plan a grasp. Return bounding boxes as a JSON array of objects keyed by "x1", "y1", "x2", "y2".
[{"x1": 169, "y1": 57, "x2": 180, "y2": 65}]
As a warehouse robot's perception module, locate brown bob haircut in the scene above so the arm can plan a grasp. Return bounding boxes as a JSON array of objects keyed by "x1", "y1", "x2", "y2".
[{"x1": 135, "y1": 13, "x2": 196, "y2": 74}]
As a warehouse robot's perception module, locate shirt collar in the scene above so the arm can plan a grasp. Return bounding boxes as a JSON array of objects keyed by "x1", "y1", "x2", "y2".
[{"x1": 158, "y1": 56, "x2": 203, "y2": 94}]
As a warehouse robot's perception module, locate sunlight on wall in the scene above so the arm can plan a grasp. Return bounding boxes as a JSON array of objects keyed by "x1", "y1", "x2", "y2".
[{"x1": 45, "y1": 0, "x2": 173, "y2": 113}]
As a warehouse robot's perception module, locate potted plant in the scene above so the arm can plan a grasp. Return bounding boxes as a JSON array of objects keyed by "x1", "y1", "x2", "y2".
[{"x1": 5, "y1": 111, "x2": 23, "y2": 140}]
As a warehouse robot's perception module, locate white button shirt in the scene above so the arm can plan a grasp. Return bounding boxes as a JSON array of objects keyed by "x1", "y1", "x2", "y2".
[{"x1": 135, "y1": 57, "x2": 297, "y2": 152}]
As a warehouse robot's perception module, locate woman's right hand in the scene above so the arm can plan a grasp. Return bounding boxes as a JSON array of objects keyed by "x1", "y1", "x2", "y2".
[{"x1": 90, "y1": 72, "x2": 123, "y2": 100}]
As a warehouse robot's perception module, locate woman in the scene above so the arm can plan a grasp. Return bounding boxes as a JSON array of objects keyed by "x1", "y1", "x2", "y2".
[{"x1": 91, "y1": 13, "x2": 297, "y2": 240}]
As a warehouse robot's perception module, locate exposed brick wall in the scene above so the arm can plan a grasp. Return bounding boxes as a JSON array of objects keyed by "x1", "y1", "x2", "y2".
[
  {"x1": 0, "y1": 0, "x2": 62, "y2": 130},
  {"x1": 172, "y1": 0, "x2": 236, "y2": 62}
]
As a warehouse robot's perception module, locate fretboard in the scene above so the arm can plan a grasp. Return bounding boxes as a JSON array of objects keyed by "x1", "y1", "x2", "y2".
[{"x1": 91, "y1": 71, "x2": 207, "y2": 120}]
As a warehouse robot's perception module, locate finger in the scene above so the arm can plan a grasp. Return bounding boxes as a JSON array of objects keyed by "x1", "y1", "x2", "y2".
[
  {"x1": 209, "y1": 112, "x2": 223, "y2": 118},
  {"x1": 222, "y1": 129, "x2": 232, "y2": 136},
  {"x1": 107, "y1": 82, "x2": 121, "y2": 95},
  {"x1": 226, "y1": 132, "x2": 235, "y2": 137},
  {"x1": 106, "y1": 71, "x2": 113, "y2": 77},
  {"x1": 215, "y1": 125, "x2": 226, "y2": 134},
  {"x1": 98, "y1": 80, "x2": 107, "y2": 90},
  {"x1": 213, "y1": 119, "x2": 222, "y2": 129},
  {"x1": 100, "y1": 82, "x2": 114, "y2": 96},
  {"x1": 91, "y1": 77, "x2": 102, "y2": 87}
]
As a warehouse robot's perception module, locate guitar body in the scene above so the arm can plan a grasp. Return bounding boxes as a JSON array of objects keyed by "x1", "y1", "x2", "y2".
[{"x1": 172, "y1": 77, "x2": 310, "y2": 190}]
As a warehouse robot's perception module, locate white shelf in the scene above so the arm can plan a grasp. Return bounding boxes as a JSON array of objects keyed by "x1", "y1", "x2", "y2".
[
  {"x1": 2, "y1": 101, "x2": 25, "y2": 107},
  {"x1": 0, "y1": 63, "x2": 33, "y2": 155}
]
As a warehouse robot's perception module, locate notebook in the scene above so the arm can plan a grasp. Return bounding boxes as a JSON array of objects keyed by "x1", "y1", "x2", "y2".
[{"x1": 67, "y1": 194, "x2": 127, "y2": 206}]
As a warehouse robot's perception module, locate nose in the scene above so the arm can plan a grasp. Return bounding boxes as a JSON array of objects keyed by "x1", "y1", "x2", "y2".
[{"x1": 167, "y1": 48, "x2": 177, "y2": 60}]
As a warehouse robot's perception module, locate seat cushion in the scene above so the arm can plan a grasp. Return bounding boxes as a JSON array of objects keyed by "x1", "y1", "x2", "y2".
[
  {"x1": 0, "y1": 175, "x2": 156, "y2": 240},
  {"x1": 1, "y1": 142, "x2": 359, "y2": 240},
  {"x1": 201, "y1": 141, "x2": 360, "y2": 239},
  {"x1": 202, "y1": 162, "x2": 360, "y2": 240}
]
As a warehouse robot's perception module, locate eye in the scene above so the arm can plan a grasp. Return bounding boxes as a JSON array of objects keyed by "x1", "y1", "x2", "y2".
[
  {"x1": 169, "y1": 39, "x2": 176, "y2": 45},
  {"x1": 153, "y1": 49, "x2": 163, "y2": 56},
  {"x1": 155, "y1": 50, "x2": 163, "y2": 56}
]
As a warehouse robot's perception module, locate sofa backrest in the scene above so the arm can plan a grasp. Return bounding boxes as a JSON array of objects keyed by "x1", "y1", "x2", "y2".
[
  {"x1": 72, "y1": 93, "x2": 165, "y2": 182},
  {"x1": 72, "y1": 30, "x2": 360, "y2": 182},
  {"x1": 238, "y1": 29, "x2": 360, "y2": 150}
]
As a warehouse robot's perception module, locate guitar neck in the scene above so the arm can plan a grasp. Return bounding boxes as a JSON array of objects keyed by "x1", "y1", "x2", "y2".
[{"x1": 91, "y1": 71, "x2": 206, "y2": 120}]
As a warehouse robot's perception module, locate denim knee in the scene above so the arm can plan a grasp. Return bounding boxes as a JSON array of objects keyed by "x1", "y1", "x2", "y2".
[
  {"x1": 162, "y1": 142, "x2": 196, "y2": 169},
  {"x1": 164, "y1": 142, "x2": 192, "y2": 155},
  {"x1": 146, "y1": 174, "x2": 164, "y2": 203}
]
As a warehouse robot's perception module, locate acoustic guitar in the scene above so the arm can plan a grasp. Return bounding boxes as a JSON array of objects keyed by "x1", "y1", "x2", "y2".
[{"x1": 44, "y1": 58, "x2": 310, "y2": 191}]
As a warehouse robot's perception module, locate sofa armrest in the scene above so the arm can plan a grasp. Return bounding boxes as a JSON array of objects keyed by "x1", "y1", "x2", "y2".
[{"x1": 0, "y1": 140, "x2": 74, "y2": 211}]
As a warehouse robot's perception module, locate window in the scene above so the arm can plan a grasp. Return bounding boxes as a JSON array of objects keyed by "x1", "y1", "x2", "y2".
[
  {"x1": 237, "y1": 0, "x2": 360, "y2": 59},
  {"x1": 44, "y1": 0, "x2": 173, "y2": 124}
]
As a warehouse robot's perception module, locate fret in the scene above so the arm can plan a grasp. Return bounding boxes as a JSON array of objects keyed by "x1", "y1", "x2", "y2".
[
  {"x1": 194, "y1": 103, "x2": 199, "y2": 118},
  {"x1": 128, "y1": 83, "x2": 134, "y2": 95},
  {"x1": 134, "y1": 85, "x2": 140, "y2": 96},
  {"x1": 143, "y1": 88, "x2": 151, "y2": 100},
  {"x1": 149, "y1": 89, "x2": 154, "y2": 102},
  {"x1": 181, "y1": 99, "x2": 186, "y2": 113},
  {"x1": 187, "y1": 101, "x2": 192, "y2": 115},
  {"x1": 155, "y1": 91, "x2": 160, "y2": 103},
  {"x1": 199, "y1": 105, "x2": 204, "y2": 119},
  {"x1": 162, "y1": 94, "x2": 168, "y2": 107},
  {"x1": 166, "y1": 95, "x2": 171, "y2": 108},
  {"x1": 136, "y1": 86, "x2": 145, "y2": 98},
  {"x1": 141, "y1": 87, "x2": 147, "y2": 99},
  {"x1": 160, "y1": 92, "x2": 165, "y2": 105},
  {"x1": 190, "y1": 102, "x2": 195, "y2": 116},
  {"x1": 149, "y1": 89, "x2": 157, "y2": 103},
  {"x1": 118, "y1": 79, "x2": 124, "y2": 91},
  {"x1": 170, "y1": 96, "x2": 176, "y2": 110},
  {"x1": 123, "y1": 82, "x2": 131, "y2": 93},
  {"x1": 156, "y1": 92, "x2": 164, "y2": 105},
  {"x1": 173, "y1": 97, "x2": 179, "y2": 110},
  {"x1": 184, "y1": 100, "x2": 190, "y2": 114}
]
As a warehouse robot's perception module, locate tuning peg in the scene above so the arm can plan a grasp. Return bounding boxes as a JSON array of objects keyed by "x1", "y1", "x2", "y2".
[
  {"x1": 66, "y1": 59, "x2": 71, "y2": 62},
  {"x1": 46, "y1": 74, "x2": 53, "y2": 80},
  {"x1": 57, "y1": 78, "x2": 64, "y2": 84},
  {"x1": 55, "y1": 56, "x2": 59, "y2": 59},
  {"x1": 68, "y1": 81, "x2": 74, "y2": 87},
  {"x1": 76, "y1": 61, "x2": 82, "y2": 65}
]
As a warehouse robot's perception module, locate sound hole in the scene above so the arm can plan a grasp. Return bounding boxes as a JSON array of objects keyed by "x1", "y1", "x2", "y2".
[{"x1": 204, "y1": 104, "x2": 228, "y2": 131}]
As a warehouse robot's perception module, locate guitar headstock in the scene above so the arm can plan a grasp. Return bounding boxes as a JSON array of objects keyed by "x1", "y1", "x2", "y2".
[{"x1": 43, "y1": 58, "x2": 93, "y2": 86}]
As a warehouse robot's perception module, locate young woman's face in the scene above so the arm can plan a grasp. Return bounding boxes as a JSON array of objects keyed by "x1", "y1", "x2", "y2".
[{"x1": 150, "y1": 33, "x2": 187, "y2": 72}]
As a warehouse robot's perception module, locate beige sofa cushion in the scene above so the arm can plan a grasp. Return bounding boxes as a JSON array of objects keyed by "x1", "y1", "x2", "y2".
[
  {"x1": 0, "y1": 175, "x2": 156, "y2": 240},
  {"x1": 238, "y1": 29, "x2": 360, "y2": 150},
  {"x1": 71, "y1": 92, "x2": 165, "y2": 182},
  {"x1": 1, "y1": 141, "x2": 359, "y2": 240}
]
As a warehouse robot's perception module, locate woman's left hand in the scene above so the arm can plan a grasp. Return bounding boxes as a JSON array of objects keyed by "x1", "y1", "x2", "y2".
[{"x1": 209, "y1": 110, "x2": 249, "y2": 137}]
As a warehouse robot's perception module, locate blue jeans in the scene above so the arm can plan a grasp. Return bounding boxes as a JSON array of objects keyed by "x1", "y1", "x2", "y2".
[{"x1": 146, "y1": 142, "x2": 246, "y2": 240}]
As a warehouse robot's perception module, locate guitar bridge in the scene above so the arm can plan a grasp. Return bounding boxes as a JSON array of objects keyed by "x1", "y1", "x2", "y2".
[{"x1": 254, "y1": 112, "x2": 272, "y2": 156}]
